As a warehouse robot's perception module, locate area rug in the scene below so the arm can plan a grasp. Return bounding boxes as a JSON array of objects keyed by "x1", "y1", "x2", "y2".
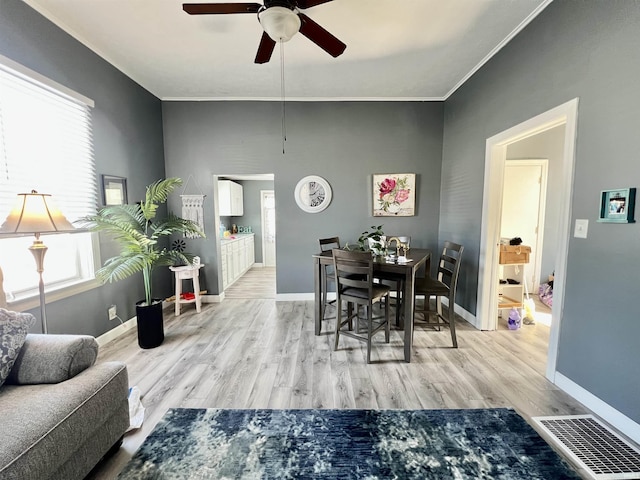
[{"x1": 118, "y1": 408, "x2": 580, "y2": 479}]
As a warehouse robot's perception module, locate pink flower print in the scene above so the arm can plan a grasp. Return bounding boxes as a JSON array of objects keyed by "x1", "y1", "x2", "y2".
[
  {"x1": 379, "y1": 178, "x2": 396, "y2": 197},
  {"x1": 395, "y1": 189, "x2": 410, "y2": 204}
]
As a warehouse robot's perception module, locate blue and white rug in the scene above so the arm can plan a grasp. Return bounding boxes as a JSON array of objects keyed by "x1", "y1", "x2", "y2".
[{"x1": 118, "y1": 408, "x2": 580, "y2": 479}]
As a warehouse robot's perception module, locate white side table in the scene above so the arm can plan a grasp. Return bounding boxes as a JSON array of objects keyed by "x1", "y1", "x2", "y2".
[{"x1": 169, "y1": 264, "x2": 204, "y2": 316}]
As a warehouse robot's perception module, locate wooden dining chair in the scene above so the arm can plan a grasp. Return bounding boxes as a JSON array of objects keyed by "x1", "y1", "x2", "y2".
[
  {"x1": 333, "y1": 248, "x2": 391, "y2": 364},
  {"x1": 319, "y1": 237, "x2": 341, "y2": 321},
  {"x1": 414, "y1": 241, "x2": 464, "y2": 348}
]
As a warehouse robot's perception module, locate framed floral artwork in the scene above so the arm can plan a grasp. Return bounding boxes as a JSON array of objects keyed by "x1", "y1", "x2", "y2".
[{"x1": 373, "y1": 173, "x2": 416, "y2": 216}]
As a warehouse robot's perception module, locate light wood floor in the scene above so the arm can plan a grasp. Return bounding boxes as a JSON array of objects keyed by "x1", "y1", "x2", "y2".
[
  {"x1": 89, "y1": 269, "x2": 590, "y2": 479},
  {"x1": 223, "y1": 266, "x2": 276, "y2": 299}
]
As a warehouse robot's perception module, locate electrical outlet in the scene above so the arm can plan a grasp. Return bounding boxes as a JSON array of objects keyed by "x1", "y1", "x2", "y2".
[{"x1": 108, "y1": 305, "x2": 117, "y2": 321}]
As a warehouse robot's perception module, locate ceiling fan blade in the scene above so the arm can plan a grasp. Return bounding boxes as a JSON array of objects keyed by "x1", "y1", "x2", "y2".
[
  {"x1": 296, "y1": 0, "x2": 334, "y2": 9},
  {"x1": 298, "y1": 13, "x2": 346, "y2": 58},
  {"x1": 255, "y1": 31, "x2": 277, "y2": 64},
  {"x1": 182, "y1": 3, "x2": 261, "y2": 15}
]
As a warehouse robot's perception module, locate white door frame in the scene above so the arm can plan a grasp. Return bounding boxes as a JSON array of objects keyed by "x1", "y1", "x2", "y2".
[
  {"x1": 504, "y1": 158, "x2": 548, "y2": 293},
  {"x1": 260, "y1": 190, "x2": 276, "y2": 267},
  {"x1": 477, "y1": 98, "x2": 578, "y2": 382}
]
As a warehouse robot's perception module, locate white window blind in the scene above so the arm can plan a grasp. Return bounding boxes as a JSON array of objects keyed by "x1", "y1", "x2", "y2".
[
  {"x1": 0, "y1": 58, "x2": 99, "y2": 305},
  {"x1": 0, "y1": 61, "x2": 97, "y2": 222}
]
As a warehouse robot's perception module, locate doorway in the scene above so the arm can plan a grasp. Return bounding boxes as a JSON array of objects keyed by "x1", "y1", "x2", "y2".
[
  {"x1": 477, "y1": 98, "x2": 579, "y2": 381},
  {"x1": 261, "y1": 190, "x2": 276, "y2": 267},
  {"x1": 501, "y1": 159, "x2": 548, "y2": 293},
  {"x1": 214, "y1": 174, "x2": 276, "y2": 298}
]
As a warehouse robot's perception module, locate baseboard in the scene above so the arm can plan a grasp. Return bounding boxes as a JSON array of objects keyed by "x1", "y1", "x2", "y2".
[
  {"x1": 276, "y1": 293, "x2": 315, "y2": 301},
  {"x1": 202, "y1": 293, "x2": 224, "y2": 303},
  {"x1": 554, "y1": 372, "x2": 640, "y2": 445},
  {"x1": 451, "y1": 301, "x2": 479, "y2": 329},
  {"x1": 273, "y1": 293, "x2": 478, "y2": 330},
  {"x1": 420, "y1": 296, "x2": 479, "y2": 329},
  {"x1": 96, "y1": 316, "x2": 137, "y2": 347}
]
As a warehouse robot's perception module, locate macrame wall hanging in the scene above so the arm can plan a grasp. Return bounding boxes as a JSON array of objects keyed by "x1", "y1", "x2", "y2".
[{"x1": 181, "y1": 175, "x2": 205, "y2": 239}]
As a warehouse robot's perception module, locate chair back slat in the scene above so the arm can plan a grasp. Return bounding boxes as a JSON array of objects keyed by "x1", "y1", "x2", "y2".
[
  {"x1": 319, "y1": 237, "x2": 341, "y2": 252},
  {"x1": 332, "y1": 248, "x2": 391, "y2": 363},
  {"x1": 437, "y1": 242, "x2": 464, "y2": 293},
  {"x1": 414, "y1": 240, "x2": 464, "y2": 348},
  {"x1": 333, "y1": 249, "x2": 374, "y2": 296}
]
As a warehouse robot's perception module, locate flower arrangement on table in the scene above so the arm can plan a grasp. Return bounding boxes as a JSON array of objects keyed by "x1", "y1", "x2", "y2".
[{"x1": 373, "y1": 174, "x2": 415, "y2": 216}]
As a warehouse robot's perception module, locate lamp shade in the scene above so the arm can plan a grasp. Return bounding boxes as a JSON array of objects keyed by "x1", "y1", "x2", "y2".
[
  {"x1": 259, "y1": 7, "x2": 301, "y2": 42},
  {"x1": 0, "y1": 191, "x2": 75, "y2": 234}
]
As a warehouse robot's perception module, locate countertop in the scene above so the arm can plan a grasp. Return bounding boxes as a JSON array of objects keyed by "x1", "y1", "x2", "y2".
[{"x1": 221, "y1": 233, "x2": 254, "y2": 244}]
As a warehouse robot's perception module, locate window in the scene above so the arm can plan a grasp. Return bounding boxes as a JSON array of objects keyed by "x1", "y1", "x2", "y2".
[{"x1": 0, "y1": 55, "x2": 99, "y2": 306}]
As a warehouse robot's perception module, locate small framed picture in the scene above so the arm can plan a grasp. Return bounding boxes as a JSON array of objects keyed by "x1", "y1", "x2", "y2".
[
  {"x1": 598, "y1": 188, "x2": 636, "y2": 223},
  {"x1": 101, "y1": 175, "x2": 128, "y2": 206}
]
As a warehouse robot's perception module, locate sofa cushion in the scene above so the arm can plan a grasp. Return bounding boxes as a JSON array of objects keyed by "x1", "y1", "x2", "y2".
[
  {"x1": 6, "y1": 334, "x2": 98, "y2": 385},
  {"x1": 0, "y1": 309, "x2": 35, "y2": 388}
]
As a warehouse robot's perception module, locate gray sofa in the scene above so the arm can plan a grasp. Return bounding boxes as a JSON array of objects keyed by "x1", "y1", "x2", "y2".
[{"x1": 0, "y1": 334, "x2": 129, "y2": 480}]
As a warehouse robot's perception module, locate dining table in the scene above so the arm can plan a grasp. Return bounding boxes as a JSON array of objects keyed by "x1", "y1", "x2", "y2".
[{"x1": 312, "y1": 248, "x2": 431, "y2": 363}]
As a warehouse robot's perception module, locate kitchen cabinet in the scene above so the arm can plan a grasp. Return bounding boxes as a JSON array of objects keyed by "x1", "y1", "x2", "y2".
[
  {"x1": 221, "y1": 234, "x2": 254, "y2": 290},
  {"x1": 218, "y1": 180, "x2": 244, "y2": 216}
]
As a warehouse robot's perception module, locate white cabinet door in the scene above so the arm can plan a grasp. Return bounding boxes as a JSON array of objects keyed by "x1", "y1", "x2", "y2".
[
  {"x1": 222, "y1": 235, "x2": 256, "y2": 291},
  {"x1": 247, "y1": 235, "x2": 255, "y2": 266},
  {"x1": 232, "y1": 241, "x2": 241, "y2": 281},
  {"x1": 230, "y1": 182, "x2": 244, "y2": 216},
  {"x1": 238, "y1": 238, "x2": 245, "y2": 273},
  {"x1": 219, "y1": 180, "x2": 243, "y2": 216},
  {"x1": 221, "y1": 244, "x2": 229, "y2": 289},
  {"x1": 218, "y1": 180, "x2": 232, "y2": 216}
]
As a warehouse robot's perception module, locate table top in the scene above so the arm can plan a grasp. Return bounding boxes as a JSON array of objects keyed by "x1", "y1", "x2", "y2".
[
  {"x1": 169, "y1": 264, "x2": 205, "y2": 272},
  {"x1": 314, "y1": 248, "x2": 431, "y2": 271}
]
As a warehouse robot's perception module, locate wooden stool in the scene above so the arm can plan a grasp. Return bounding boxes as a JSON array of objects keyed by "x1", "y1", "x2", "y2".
[{"x1": 169, "y1": 264, "x2": 204, "y2": 316}]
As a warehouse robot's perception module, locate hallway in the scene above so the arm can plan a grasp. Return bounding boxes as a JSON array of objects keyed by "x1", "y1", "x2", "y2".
[{"x1": 223, "y1": 266, "x2": 276, "y2": 299}]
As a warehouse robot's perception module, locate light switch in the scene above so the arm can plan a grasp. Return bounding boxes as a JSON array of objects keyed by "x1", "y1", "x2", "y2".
[{"x1": 574, "y1": 219, "x2": 588, "y2": 238}]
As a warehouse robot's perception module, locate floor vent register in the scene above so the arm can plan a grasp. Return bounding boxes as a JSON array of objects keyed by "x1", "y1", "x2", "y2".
[{"x1": 533, "y1": 414, "x2": 640, "y2": 480}]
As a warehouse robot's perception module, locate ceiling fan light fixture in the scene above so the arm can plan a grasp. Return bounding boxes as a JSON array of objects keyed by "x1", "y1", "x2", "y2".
[{"x1": 258, "y1": 6, "x2": 301, "y2": 42}]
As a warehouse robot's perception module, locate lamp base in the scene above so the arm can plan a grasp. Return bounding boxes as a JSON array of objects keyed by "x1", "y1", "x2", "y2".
[{"x1": 29, "y1": 239, "x2": 48, "y2": 334}]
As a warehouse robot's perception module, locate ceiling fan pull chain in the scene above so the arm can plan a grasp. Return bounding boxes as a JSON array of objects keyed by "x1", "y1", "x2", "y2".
[{"x1": 280, "y1": 40, "x2": 287, "y2": 154}]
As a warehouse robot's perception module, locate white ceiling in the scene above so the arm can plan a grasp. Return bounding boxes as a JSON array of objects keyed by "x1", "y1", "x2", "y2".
[{"x1": 23, "y1": 0, "x2": 551, "y2": 101}]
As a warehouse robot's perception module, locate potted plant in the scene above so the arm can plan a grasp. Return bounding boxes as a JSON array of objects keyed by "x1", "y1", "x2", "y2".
[
  {"x1": 81, "y1": 177, "x2": 204, "y2": 348},
  {"x1": 346, "y1": 225, "x2": 386, "y2": 255}
]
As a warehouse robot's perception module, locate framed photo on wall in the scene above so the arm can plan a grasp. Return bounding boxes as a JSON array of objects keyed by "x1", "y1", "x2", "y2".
[
  {"x1": 598, "y1": 188, "x2": 636, "y2": 223},
  {"x1": 101, "y1": 175, "x2": 128, "y2": 206},
  {"x1": 373, "y1": 173, "x2": 416, "y2": 216}
]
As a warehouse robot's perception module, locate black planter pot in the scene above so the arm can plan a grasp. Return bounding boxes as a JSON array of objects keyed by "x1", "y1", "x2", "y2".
[{"x1": 136, "y1": 300, "x2": 164, "y2": 349}]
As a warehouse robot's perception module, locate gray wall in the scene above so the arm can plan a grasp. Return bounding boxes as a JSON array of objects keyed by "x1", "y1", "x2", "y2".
[
  {"x1": 0, "y1": 0, "x2": 166, "y2": 335},
  {"x1": 507, "y1": 125, "x2": 565, "y2": 284},
  {"x1": 442, "y1": 1, "x2": 640, "y2": 423},
  {"x1": 162, "y1": 101, "x2": 444, "y2": 295}
]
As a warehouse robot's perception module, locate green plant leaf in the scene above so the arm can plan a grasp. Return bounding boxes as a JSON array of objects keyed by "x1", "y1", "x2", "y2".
[{"x1": 80, "y1": 177, "x2": 205, "y2": 304}]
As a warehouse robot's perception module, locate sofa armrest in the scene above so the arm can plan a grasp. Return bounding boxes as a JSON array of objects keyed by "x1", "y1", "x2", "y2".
[{"x1": 5, "y1": 334, "x2": 98, "y2": 385}]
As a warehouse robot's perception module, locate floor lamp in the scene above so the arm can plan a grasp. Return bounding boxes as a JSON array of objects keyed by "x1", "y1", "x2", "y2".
[{"x1": 0, "y1": 190, "x2": 74, "y2": 334}]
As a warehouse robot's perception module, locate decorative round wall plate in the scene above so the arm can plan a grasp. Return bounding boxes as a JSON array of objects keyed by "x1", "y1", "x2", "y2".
[{"x1": 294, "y1": 175, "x2": 332, "y2": 213}]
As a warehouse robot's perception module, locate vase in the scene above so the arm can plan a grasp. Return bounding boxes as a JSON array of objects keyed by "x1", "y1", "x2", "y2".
[{"x1": 387, "y1": 202, "x2": 401, "y2": 214}]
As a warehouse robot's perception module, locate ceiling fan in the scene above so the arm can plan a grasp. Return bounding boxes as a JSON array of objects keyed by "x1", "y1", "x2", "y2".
[{"x1": 183, "y1": 1, "x2": 347, "y2": 64}]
